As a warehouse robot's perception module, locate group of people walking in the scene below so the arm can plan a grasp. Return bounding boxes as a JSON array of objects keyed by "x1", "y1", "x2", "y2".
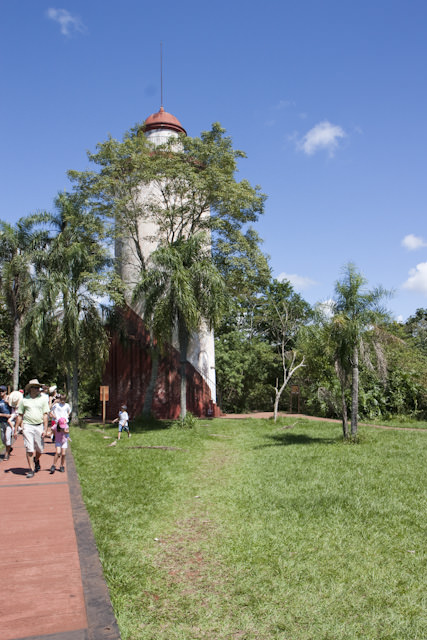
[{"x1": 0, "y1": 378, "x2": 71, "y2": 478}]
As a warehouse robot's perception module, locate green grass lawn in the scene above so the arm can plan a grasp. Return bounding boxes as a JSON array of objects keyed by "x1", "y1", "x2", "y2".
[{"x1": 71, "y1": 417, "x2": 427, "y2": 640}]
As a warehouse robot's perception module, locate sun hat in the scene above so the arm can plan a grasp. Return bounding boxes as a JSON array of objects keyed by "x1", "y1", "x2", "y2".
[
  {"x1": 0, "y1": 385, "x2": 7, "y2": 392},
  {"x1": 49, "y1": 385, "x2": 57, "y2": 394},
  {"x1": 24, "y1": 378, "x2": 43, "y2": 393},
  {"x1": 8, "y1": 390, "x2": 23, "y2": 407}
]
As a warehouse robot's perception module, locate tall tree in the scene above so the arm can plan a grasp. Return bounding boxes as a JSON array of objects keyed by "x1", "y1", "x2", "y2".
[
  {"x1": 69, "y1": 122, "x2": 266, "y2": 279},
  {"x1": 330, "y1": 314, "x2": 352, "y2": 438},
  {"x1": 215, "y1": 327, "x2": 275, "y2": 412},
  {"x1": 134, "y1": 233, "x2": 226, "y2": 418},
  {"x1": 296, "y1": 319, "x2": 343, "y2": 420},
  {"x1": 332, "y1": 264, "x2": 391, "y2": 437},
  {"x1": 69, "y1": 122, "x2": 266, "y2": 416},
  {"x1": 0, "y1": 295, "x2": 14, "y2": 384},
  {"x1": 0, "y1": 214, "x2": 49, "y2": 389},
  {"x1": 214, "y1": 222, "x2": 274, "y2": 413},
  {"x1": 255, "y1": 280, "x2": 310, "y2": 421},
  {"x1": 28, "y1": 192, "x2": 121, "y2": 422}
]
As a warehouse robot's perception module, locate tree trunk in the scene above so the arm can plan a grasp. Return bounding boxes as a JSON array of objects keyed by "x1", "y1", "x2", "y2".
[
  {"x1": 334, "y1": 359, "x2": 349, "y2": 439},
  {"x1": 71, "y1": 350, "x2": 79, "y2": 424},
  {"x1": 178, "y1": 322, "x2": 189, "y2": 419},
  {"x1": 273, "y1": 386, "x2": 280, "y2": 423},
  {"x1": 66, "y1": 371, "x2": 72, "y2": 397},
  {"x1": 274, "y1": 354, "x2": 305, "y2": 423},
  {"x1": 351, "y1": 344, "x2": 359, "y2": 437},
  {"x1": 340, "y1": 389, "x2": 349, "y2": 439},
  {"x1": 12, "y1": 315, "x2": 20, "y2": 391},
  {"x1": 142, "y1": 341, "x2": 159, "y2": 417}
]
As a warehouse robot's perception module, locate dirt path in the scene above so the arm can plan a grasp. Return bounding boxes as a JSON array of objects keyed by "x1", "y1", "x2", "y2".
[
  {"x1": 151, "y1": 437, "x2": 242, "y2": 639},
  {"x1": 220, "y1": 412, "x2": 427, "y2": 432}
]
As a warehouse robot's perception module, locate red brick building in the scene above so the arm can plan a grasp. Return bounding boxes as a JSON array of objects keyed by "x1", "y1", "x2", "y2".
[{"x1": 103, "y1": 307, "x2": 219, "y2": 421}]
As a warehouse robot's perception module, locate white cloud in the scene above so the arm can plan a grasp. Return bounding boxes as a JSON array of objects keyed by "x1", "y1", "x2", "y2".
[
  {"x1": 402, "y1": 262, "x2": 427, "y2": 294},
  {"x1": 278, "y1": 272, "x2": 317, "y2": 291},
  {"x1": 401, "y1": 234, "x2": 427, "y2": 251},
  {"x1": 46, "y1": 8, "x2": 86, "y2": 36},
  {"x1": 298, "y1": 121, "x2": 346, "y2": 157}
]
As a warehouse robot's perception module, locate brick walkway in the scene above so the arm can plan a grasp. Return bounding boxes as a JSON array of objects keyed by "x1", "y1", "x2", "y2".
[{"x1": 0, "y1": 435, "x2": 120, "y2": 640}]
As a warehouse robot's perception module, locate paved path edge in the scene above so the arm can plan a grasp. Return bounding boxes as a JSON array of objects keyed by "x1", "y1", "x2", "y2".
[{"x1": 67, "y1": 448, "x2": 122, "y2": 640}]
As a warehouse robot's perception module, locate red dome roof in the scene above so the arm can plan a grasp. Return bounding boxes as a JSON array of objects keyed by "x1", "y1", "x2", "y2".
[{"x1": 144, "y1": 106, "x2": 186, "y2": 135}]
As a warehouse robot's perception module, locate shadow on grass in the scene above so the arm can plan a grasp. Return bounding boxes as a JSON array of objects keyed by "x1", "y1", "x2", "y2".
[
  {"x1": 131, "y1": 416, "x2": 174, "y2": 433},
  {"x1": 257, "y1": 432, "x2": 341, "y2": 448}
]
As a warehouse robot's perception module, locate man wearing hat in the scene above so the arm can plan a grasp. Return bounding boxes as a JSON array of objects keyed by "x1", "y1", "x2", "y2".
[
  {"x1": 15, "y1": 379, "x2": 50, "y2": 478},
  {"x1": 0, "y1": 385, "x2": 13, "y2": 460}
]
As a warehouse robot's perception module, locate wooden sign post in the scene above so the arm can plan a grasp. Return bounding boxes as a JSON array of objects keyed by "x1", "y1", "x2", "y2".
[{"x1": 99, "y1": 386, "x2": 109, "y2": 424}]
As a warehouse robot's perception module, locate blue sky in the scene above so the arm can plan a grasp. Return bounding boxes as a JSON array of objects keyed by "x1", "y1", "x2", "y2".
[{"x1": 1, "y1": 1, "x2": 427, "y2": 320}]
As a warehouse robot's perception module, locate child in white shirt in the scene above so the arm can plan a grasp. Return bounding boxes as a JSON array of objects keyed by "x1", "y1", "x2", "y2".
[
  {"x1": 113, "y1": 405, "x2": 130, "y2": 440},
  {"x1": 50, "y1": 393, "x2": 71, "y2": 425}
]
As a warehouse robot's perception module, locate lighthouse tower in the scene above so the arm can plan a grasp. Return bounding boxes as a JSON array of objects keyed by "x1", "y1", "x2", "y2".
[{"x1": 116, "y1": 105, "x2": 217, "y2": 407}]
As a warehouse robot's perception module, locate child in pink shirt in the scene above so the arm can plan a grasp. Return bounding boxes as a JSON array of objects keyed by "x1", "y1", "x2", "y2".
[{"x1": 50, "y1": 417, "x2": 69, "y2": 474}]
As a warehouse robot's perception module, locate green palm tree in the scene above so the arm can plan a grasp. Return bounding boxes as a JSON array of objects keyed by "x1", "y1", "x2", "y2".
[
  {"x1": 134, "y1": 233, "x2": 227, "y2": 418},
  {"x1": 28, "y1": 192, "x2": 119, "y2": 421},
  {"x1": 330, "y1": 314, "x2": 352, "y2": 438},
  {"x1": 0, "y1": 214, "x2": 49, "y2": 389},
  {"x1": 333, "y1": 263, "x2": 391, "y2": 437}
]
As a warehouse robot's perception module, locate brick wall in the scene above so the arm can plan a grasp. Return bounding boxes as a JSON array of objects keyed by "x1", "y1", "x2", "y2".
[{"x1": 102, "y1": 306, "x2": 220, "y2": 420}]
